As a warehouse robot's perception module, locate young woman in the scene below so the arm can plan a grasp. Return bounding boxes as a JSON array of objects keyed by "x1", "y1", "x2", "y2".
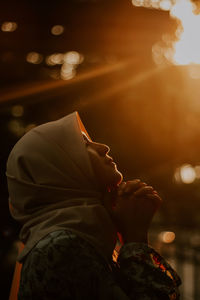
[{"x1": 7, "y1": 111, "x2": 181, "y2": 300}]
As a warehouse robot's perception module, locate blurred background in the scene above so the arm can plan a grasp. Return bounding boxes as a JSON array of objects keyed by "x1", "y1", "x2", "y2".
[{"x1": 1, "y1": 0, "x2": 200, "y2": 299}]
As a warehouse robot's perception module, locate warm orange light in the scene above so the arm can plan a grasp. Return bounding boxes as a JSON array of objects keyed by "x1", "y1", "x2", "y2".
[
  {"x1": 63, "y1": 51, "x2": 84, "y2": 65},
  {"x1": 51, "y1": 25, "x2": 64, "y2": 36},
  {"x1": 151, "y1": 0, "x2": 200, "y2": 66},
  {"x1": 60, "y1": 63, "x2": 76, "y2": 80},
  {"x1": 26, "y1": 52, "x2": 43, "y2": 64},
  {"x1": 170, "y1": 0, "x2": 200, "y2": 65},
  {"x1": 174, "y1": 164, "x2": 196, "y2": 184},
  {"x1": 45, "y1": 53, "x2": 64, "y2": 66},
  {"x1": 131, "y1": 0, "x2": 172, "y2": 10},
  {"x1": 159, "y1": 231, "x2": 176, "y2": 243},
  {"x1": 180, "y1": 164, "x2": 196, "y2": 184},
  {"x1": 1, "y1": 21, "x2": 18, "y2": 32},
  {"x1": 131, "y1": 0, "x2": 144, "y2": 7},
  {"x1": 159, "y1": 0, "x2": 172, "y2": 11},
  {"x1": 151, "y1": 0, "x2": 160, "y2": 9}
]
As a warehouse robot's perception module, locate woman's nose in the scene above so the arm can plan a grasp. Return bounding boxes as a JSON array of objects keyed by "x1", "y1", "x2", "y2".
[{"x1": 95, "y1": 143, "x2": 110, "y2": 156}]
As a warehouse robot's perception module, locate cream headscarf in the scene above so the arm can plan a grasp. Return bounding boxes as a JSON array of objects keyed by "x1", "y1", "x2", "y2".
[{"x1": 6, "y1": 111, "x2": 117, "y2": 263}]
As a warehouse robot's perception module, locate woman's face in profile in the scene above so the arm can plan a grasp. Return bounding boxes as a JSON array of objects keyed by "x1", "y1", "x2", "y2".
[{"x1": 82, "y1": 133, "x2": 123, "y2": 190}]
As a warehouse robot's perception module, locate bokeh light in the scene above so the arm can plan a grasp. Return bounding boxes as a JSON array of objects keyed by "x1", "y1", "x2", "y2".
[
  {"x1": 180, "y1": 164, "x2": 196, "y2": 184},
  {"x1": 8, "y1": 120, "x2": 25, "y2": 137},
  {"x1": 51, "y1": 25, "x2": 64, "y2": 36},
  {"x1": 171, "y1": 0, "x2": 200, "y2": 65},
  {"x1": 159, "y1": 0, "x2": 172, "y2": 11},
  {"x1": 174, "y1": 164, "x2": 197, "y2": 184},
  {"x1": 63, "y1": 51, "x2": 84, "y2": 65},
  {"x1": 1, "y1": 21, "x2": 18, "y2": 32},
  {"x1": 131, "y1": 0, "x2": 144, "y2": 7},
  {"x1": 45, "y1": 53, "x2": 64, "y2": 66},
  {"x1": 44, "y1": 51, "x2": 84, "y2": 80},
  {"x1": 26, "y1": 52, "x2": 43, "y2": 64},
  {"x1": 151, "y1": 0, "x2": 160, "y2": 9},
  {"x1": 174, "y1": 164, "x2": 200, "y2": 184},
  {"x1": 150, "y1": 0, "x2": 200, "y2": 66},
  {"x1": 131, "y1": 0, "x2": 173, "y2": 11},
  {"x1": 60, "y1": 63, "x2": 76, "y2": 80},
  {"x1": 11, "y1": 105, "x2": 24, "y2": 117},
  {"x1": 159, "y1": 231, "x2": 176, "y2": 243}
]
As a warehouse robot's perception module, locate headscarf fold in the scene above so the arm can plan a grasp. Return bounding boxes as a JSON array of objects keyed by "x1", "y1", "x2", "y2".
[{"x1": 6, "y1": 112, "x2": 117, "y2": 263}]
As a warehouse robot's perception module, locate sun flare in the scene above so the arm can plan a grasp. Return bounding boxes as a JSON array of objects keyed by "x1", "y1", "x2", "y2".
[
  {"x1": 170, "y1": 0, "x2": 200, "y2": 65},
  {"x1": 131, "y1": 0, "x2": 200, "y2": 66}
]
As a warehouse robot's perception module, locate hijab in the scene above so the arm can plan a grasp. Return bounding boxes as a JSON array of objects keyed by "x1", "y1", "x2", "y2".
[{"x1": 6, "y1": 111, "x2": 117, "y2": 263}]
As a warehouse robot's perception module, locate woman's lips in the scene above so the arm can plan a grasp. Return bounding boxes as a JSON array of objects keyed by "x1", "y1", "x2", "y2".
[{"x1": 105, "y1": 157, "x2": 116, "y2": 165}]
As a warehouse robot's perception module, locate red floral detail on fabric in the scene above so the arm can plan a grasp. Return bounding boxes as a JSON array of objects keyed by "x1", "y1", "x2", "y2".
[
  {"x1": 159, "y1": 263, "x2": 166, "y2": 271},
  {"x1": 151, "y1": 254, "x2": 167, "y2": 272},
  {"x1": 166, "y1": 270, "x2": 174, "y2": 281},
  {"x1": 152, "y1": 254, "x2": 161, "y2": 265}
]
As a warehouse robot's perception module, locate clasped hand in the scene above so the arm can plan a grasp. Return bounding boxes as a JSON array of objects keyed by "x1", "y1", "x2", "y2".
[{"x1": 110, "y1": 179, "x2": 162, "y2": 244}]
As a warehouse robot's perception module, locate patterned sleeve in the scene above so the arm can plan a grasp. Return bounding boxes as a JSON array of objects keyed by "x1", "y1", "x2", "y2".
[{"x1": 113, "y1": 242, "x2": 181, "y2": 300}]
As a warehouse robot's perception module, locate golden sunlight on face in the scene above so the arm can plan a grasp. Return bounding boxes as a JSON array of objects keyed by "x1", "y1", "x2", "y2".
[{"x1": 82, "y1": 132, "x2": 123, "y2": 190}]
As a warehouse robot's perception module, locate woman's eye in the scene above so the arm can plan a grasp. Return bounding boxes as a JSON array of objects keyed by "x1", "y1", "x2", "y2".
[{"x1": 82, "y1": 134, "x2": 90, "y2": 146}]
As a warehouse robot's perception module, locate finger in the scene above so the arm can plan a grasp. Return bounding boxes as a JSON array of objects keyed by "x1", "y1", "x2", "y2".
[
  {"x1": 145, "y1": 193, "x2": 162, "y2": 206},
  {"x1": 134, "y1": 186, "x2": 154, "y2": 197},
  {"x1": 122, "y1": 179, "x2": 145, "y2": 194},
  {"x1": 146, "y1": 189, "x2": 160, "y2": 197},
  {"x1": 147, "y1": 193, "x2": 162, "y2": 201},
  {"x1": 117, "y1": 180, "x2": 141, "y2": 196},
  {"x1": 152, "y1": 190, "x2": 159, "y2": 196},
  {"x1": 129, "y1": 191, "x2": 162, "y2": 209}
]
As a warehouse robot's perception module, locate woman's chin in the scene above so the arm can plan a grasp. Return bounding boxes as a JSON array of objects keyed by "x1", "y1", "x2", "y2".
[
  {"x1": 116, "y1": 168, "x2": 123, "y2": 183},
  {"x1": 110, "y1": 170, "x2": 123, "y2": 188},
  {"x1": 98, "y1": 168, "x2": 123, "y2": 192}
]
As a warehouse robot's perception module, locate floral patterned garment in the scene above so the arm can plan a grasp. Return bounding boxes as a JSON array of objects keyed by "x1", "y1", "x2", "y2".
[{"x1": 18, "y1": 230, "x2": 181, "y2": 300}]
